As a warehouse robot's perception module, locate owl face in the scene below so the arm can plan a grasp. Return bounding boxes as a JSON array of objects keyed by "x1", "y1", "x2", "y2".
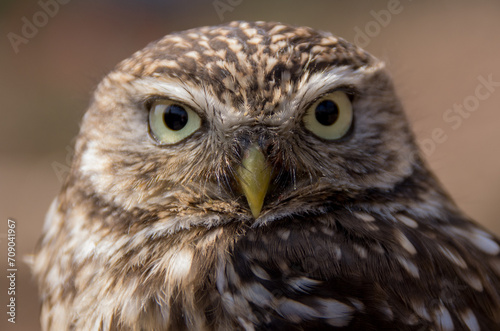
[{"x1": 74, "y1": 21, "x2": 418, "y2": 230}]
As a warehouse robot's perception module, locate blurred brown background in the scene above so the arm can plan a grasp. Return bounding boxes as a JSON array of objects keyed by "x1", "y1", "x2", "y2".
[{"x1": 1, "y1": 0, "x2": 499, "y2": 330}]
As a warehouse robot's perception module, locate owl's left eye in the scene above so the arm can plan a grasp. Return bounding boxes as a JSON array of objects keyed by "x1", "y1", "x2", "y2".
[
  {"x1": 148, "y1": 100, "x2": 201, "y2": 145},
  {"x1": 303, "y1": 91, "x2": 353, "y2": 140}
]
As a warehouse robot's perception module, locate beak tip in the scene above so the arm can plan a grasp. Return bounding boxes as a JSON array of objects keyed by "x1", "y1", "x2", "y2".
[{"x1": 250, "y1": 204, "x2": 263, "y2": 219}]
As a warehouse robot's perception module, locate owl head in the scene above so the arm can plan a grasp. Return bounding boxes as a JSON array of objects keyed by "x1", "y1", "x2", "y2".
[{"x1": 71, "y1": 21, "x2": 419, "y2": 232}]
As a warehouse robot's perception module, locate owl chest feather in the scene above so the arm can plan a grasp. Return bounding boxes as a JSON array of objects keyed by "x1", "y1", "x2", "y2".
[
  {"x1": 137, "y1": 211, "x2": 500, "y2": 331},
  {"x1": 34, "y1": 190, "x2": 500, "y2": 331}
]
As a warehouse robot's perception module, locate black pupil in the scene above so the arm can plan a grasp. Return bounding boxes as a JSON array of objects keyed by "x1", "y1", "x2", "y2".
[
  {"x1": 315, "y1": 100, "x2": 339, "y2": 126},
  {"x1": 163, "y1": 105, "x2": 188, "y2": 131}
]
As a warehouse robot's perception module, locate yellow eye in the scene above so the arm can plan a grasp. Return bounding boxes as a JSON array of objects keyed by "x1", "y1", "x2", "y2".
[
  {"x1": 148, "y1": 100, "x2": 201, "y2": 145},
  {"x1": 303, "y1": 91, "x2": 353, "y2": 140}
]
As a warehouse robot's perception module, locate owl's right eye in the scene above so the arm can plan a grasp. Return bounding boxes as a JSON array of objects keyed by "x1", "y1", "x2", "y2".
[
  {"x1": 148, "y1": 100, "x2": 201, "y2": 145},
  {"x1": 303, "y1": 90, "x2": 353, "y2": 141}
]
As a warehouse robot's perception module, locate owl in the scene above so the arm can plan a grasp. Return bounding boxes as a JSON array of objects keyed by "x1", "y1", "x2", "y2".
[{"x1": 33, "y1": 21, "x2": 500, "y2": 330}]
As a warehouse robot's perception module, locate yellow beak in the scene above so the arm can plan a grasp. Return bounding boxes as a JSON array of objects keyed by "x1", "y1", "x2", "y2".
[{"x1": 236, "y1": 144, "x2": 272, "y2": 218}]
